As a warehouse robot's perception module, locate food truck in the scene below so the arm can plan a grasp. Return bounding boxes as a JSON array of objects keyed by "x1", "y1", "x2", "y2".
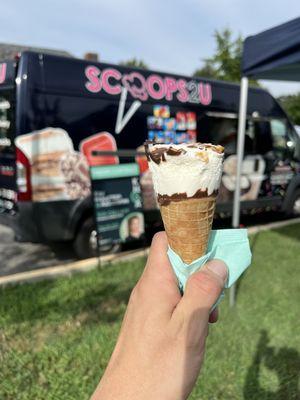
[{"x1": 0, "y1": 51, "x2": 299, "y2": 258}]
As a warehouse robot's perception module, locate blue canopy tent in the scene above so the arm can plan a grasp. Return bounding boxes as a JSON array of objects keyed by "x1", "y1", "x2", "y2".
[
  {"x1": 230, "y1": 17, "x2": 300, "y2": 306},
  {"x1": 242, "y1": 17, "x2": 300, "y2": 81}
]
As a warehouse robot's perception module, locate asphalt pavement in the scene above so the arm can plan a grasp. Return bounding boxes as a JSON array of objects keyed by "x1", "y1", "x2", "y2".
[
  {"x1": 0, "y1": 211, "x2": 294, "y2": 278},
  {"x1": 0, "y1": 224, "x2": 76, "y2": 277}
]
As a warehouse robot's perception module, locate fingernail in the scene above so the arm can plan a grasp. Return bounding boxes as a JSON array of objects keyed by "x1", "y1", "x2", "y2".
[{"x1": 207, "y1": 260, "x2": 228, "y2": 283}]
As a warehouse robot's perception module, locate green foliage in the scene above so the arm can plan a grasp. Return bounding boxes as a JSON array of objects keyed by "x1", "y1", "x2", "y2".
[
  {"x1": 194, "y1": 62, "x2": 217, "y2": 79},
  {"x1": 119, "y1": 58, "x2": 149, "y2": 69},
  {"x1": 0, "y1": 225, "x2": 300, "y2": 399},
  {"x1": 194, "y1": 28, "x2": 258, "y2": 86},
  {"x1": 278, "y1": 93, "x2": 300, "y2": 125}
]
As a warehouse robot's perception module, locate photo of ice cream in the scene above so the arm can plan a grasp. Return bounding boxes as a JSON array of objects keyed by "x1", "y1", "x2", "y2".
[
  {"x1": 222, "y1": 155, "x2": 250, "y2": 192},
  {"x1": 135, "y1": 144, "x2": 157, "y2": 210},
  {"x1": 163, "y1": 118, "x2": 176, "y2": 131},
  {"x1": 139, "y1": 169, "x2": 158, "y2": 210},
  {"x1": 164, "y1": 131, "x2": 175, "y2": 144},
  {"x1": 148, "y1": 130, "x2": 169, "y2": 143},
  {"x1": 145, "y1": 142, "x2": 224, "y2": 263},
  {"x1": 176, "y1": 112, "x2": 187, "y2": 131},
  {"x1": 153, "y1": 105, "x2": 170, "y2": 118},
  {"x1": 186, "y1": 112, "x2": 197, "y2": 130},
  {"x1": 60, "y1": 151, "x2": 91, "y2": 199},
  {"x1": 15, "y1": 128, "x2": 75, "y2": 201},
  {"x1": 148, "y1": 131, "x2": 156, "y2": 141},
  {"x1": 187, "y1": 130, "x2": 197, "y2": 143},
  {"x1": 220, "y1": 154, "x2": 266, "y2": 201},
  {"x1": 154, "y1": 131, "x2": 165, "y2": 143},
  {"x1": 147, "y1": 116, "x2": 163, "y2": 130},
  {"x1": 175, "y1": 132, "x2": 189, "y2": 144}
]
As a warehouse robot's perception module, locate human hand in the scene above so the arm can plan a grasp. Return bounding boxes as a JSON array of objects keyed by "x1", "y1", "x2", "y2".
[{"x1": 91, "y1": 232, "x2": 228, "y2": 400}]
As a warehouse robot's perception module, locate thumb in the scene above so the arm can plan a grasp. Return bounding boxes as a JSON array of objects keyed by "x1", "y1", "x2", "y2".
[{"x1": 181, "y1": 260, "x2": 228, "y2": 318}]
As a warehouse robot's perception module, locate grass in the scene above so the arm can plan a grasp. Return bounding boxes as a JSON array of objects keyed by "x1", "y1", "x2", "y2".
[{"x1": 0, "y1": 224, "x2": 300, "y2": 400}]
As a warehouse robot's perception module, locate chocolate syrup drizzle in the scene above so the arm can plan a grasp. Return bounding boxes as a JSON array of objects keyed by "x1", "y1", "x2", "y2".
[
  {"x1": 157, "y1": 189, "x2": 218, "y2": 205},
  {"x1": 144, "y1": 140, "x2": 223, "y2": 164},
  {"x1": 144, "y1": 140, "x2": 187, "y2": 164},
  {"x1": 143, "y1": 140, "x2": 222, "y2": 205}
]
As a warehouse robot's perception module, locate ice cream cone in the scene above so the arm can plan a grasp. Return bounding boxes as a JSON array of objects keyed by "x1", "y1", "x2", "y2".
[
  {"x1": 144, "y1": 141, "x2": 224, "y2": 264},
  {"x1": 160, "y1": 195, "x2": 216, "y2": 264}
]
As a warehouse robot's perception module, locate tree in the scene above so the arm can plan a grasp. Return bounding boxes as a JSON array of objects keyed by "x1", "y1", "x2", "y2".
[
  {"x1": 278, "y1": 93, "x2": 300, "y2": 125},
  {"x1": 119, "y1": 58, "x2": 149, "y2": 69},
  {"x1": 193, "y1": 62, "x2": 217, "y2": 79},
  {"x1": 193, "y1": 28, "x2": 258, "y2": 85}
]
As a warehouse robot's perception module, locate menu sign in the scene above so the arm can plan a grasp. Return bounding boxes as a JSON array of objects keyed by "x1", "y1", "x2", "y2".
[{"x1": 90, "y1": 163, "x2": 144, "y2": 247}]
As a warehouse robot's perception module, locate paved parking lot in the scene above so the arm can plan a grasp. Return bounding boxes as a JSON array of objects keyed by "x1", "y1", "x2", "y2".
[
  {"x1": 0, "y1": 212, "x2": 294, "y2": 278},
  {"x1": 0, "y1": 224, "x2": 76, "y2": 277}
]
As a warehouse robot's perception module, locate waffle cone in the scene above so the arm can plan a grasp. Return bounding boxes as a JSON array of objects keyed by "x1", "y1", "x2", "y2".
[{"x1": 160, "y1": 196, "x2": 216, "y2": 264}]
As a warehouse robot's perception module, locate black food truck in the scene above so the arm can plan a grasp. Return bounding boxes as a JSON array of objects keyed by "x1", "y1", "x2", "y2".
[{"x1": 0, "y1": 52, "x2": 299, "y2": 258}]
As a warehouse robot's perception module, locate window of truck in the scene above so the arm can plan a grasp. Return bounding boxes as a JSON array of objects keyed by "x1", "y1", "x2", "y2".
[
  {"x1": 270, "y1": 119, "x2": 287, "y2": 149},
  {"x1": 200, "y1": 113, "x2": 255, "y2": 155},
  {"x1": 270, "y1": 118, "x2": 297, "y2": 159}
]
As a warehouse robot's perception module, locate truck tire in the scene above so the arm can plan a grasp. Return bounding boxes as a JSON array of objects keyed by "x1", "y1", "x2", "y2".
[
  {"x1": 290, "y1": 188, "x2": 300, "y2": 216},
  {"x1": 73, "y1": 216, "x2": 120, "y2": 259}
]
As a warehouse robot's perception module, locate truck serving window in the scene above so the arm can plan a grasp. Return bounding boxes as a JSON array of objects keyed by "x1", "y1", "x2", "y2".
[
  {"x1": 0, "y1": 90, "x2": 14, "y2": 149},
  {"x1": 201, "y1": 113, "x2": 255, "y2": 155},
  {"x1": 270, "y1": 119, "x2": 287, "y2": 149},
  {"x1": 269, "y1": 118, "x2": 296, "y2": 159}
]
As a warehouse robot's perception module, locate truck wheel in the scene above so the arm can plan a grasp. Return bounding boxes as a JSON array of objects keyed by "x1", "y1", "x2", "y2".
[
  {"x1": 73, "y1": 217, "x2": 120, "y2": 259},
  {"x1": 291, "y1": 188, "x2": 300, "y2": 216}
]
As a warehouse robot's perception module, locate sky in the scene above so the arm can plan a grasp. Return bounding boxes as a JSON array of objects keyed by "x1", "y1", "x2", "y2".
[{"x1": 1, "y1": 0, "x2": 300, "y2": 97}]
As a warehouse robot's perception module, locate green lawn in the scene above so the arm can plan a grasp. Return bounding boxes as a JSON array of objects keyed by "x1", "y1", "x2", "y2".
[{"x1": 0, "y1": 224, "x2": 300, "y2": 400}]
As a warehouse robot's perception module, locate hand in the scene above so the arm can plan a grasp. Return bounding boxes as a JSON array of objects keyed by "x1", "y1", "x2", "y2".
[{"x1": 91, "y1": 232, "x2": 227, "y2": 400}]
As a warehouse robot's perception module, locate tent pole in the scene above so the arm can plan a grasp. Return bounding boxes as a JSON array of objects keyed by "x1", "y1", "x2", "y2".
[{"x1": 230, "y1": 76, "x2": 249, "y2": 307}]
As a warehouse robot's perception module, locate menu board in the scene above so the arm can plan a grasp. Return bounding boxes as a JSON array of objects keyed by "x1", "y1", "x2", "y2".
[
  {"x1": 90, "y1": 163, "x2": 144, "y2": 248},
  {"x1": 147, "y1": 105, "x2": 197, "y2": 144}
]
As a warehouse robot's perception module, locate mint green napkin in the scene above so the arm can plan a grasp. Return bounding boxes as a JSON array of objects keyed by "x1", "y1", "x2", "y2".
[{"x1": 167, "y1": 229, "x2": 252, "y2": 302}]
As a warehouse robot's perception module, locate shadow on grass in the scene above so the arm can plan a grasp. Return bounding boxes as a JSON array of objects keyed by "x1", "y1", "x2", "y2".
[
  {"x1": 243, "y1": 330, "x2": 300, "y2": 399},
  {"x1": 1, "y1": 277, "x2": 132, "y2": 326},
  {"x1": 272, "y1": 223, "x2": 300, "y2": 242}
]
